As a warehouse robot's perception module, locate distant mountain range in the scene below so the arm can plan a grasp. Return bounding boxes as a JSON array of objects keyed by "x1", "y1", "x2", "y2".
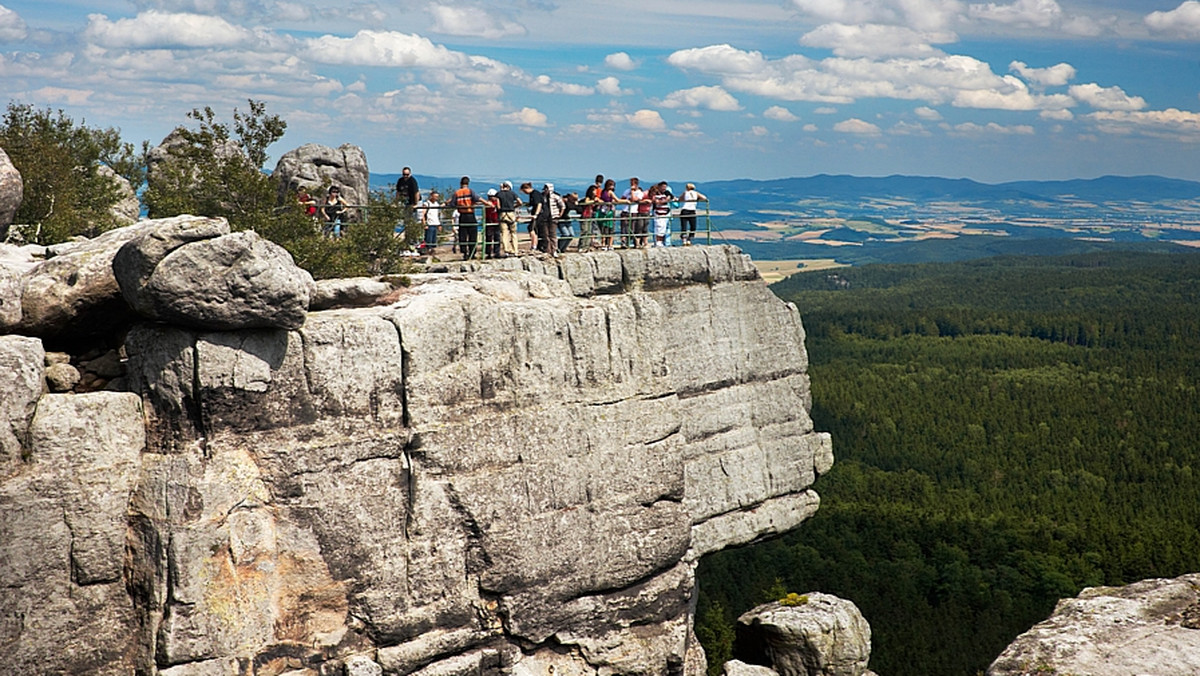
[
  {"x1": 372, "y1": 173, "x2": 1200, "y2": 204},
  {"x1": 699, "y1": 174, "x2": 1200, "y2": 204},
  {"x1": 370, "y1": 173, "x2": 1200, "y2": 265}
]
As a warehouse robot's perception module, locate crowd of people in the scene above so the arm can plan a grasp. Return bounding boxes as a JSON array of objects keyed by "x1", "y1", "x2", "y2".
[
  {"x1": 297, "y1": 168, "x2": 710, "y2": 260},
  {"x1": 399, "y1": 171, "x2": 709, "y2": 261}
]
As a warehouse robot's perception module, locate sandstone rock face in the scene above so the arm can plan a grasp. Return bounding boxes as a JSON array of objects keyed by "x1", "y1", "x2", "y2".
[
  {"x1": 97, "y1": 164, "x2": 141, "y2": 225},
  {"x1": 0, "y1": 392, "x2": 146, "y2": 675},
  {"x1": 0, "y1": 242, "x2": 41, "y2": 329},
  {"x1": 0, "y1": 334, "x2": 43, "y2": 472},
  {"x1": 147, "y1": 128, "x2": 246, "y2": 197},
  {"x1": 736, "y1": 595, "x2": 874, "y2": 676},
  {"x1": 2, "y1": 244, "x2": 832, "y2": 676},
  {"x1": 988, "y1": 573, "x2": 1200, "y2": 676},
  {"x1": 0, "y1": 146, "x2": 22, "y2": 233},
  {"x1": 274, "y1": 142, "x2": 370, "y2": 207},
  {"x1": 725, "y1": 660, "x2": 781, "y2": 676}
]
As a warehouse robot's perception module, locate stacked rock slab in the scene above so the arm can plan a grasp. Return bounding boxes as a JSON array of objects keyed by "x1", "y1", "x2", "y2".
[{"x1": 2, "y1": 227, "x2": 832, "y2": 676}]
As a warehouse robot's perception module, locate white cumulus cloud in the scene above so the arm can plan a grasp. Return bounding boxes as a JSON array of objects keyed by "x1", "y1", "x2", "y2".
[
  {"x1": 833, "y1": 118, "x2": 882, "y2": 134},
  {"x1": 605, "y1": 52, "x2": 637, "y2": 71},
  {"x1": 800, "y1": 23, "x2": 957, "y2": 58},
  {"x1": 1009, "y1": 60, "x2": 1075, "y2": 87},
  {"x1": 945, "y1": 121, "x2": 1035, "y2": 135},
  {"x1": 915, "y1": 105, "x2": 943, "y2": 120},
  {"x1": 790, "y1": 0, "x2": 964, "y2": 32},
  {"x1": 83, "y1": 10, "x2": 255, "y2": 49},
  {"x1": 764, "y1": 105, "x2": 799, "y2": 121},
  {"x1": 500, "y1": 107, "x2": 548, "y2": 127},
  {"x1": 1146, "y1": 1, "x2": 1200, "y2": 37},
  {"x1": 968, "y1": 0, "x2": 1062, "y2": 28},
  {"x1": 1069, "y1": 83, "x2": 1146, "y2": 111},
  {"x1": 628, "y1": 109, "x2": 666, "y2": 130},
  {"x1": 0, "y1": 4, "x2": 27, "y2": 42},
  {"x1": 1086, "y1": 108, "x2": 1200, "y2": 140},
  {"x1": 661, "y1": 85, "x2": 742, "y2": 111},
  {"x1": 667, "y1": 44, "x2": 766, "y2": 74},
  {"x1": 428, "y1": 4, "x2": 527, "y2": 39},
  {"x1": 595, "y1": 76, "x2": 626, "y2": 96}
]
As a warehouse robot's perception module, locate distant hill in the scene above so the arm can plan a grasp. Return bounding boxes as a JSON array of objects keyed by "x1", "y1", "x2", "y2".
[{"x1": 699, "y1": 174, "x2": 1200, "y2": 204}]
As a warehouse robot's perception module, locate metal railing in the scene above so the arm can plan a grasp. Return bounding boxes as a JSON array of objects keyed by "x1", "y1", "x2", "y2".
[
  {"x1": 292, "y1": 199, "x2": 716, "y2": 260},
  {"x1": 403, "y1": 201, "x2": 714, "y2": 260}
]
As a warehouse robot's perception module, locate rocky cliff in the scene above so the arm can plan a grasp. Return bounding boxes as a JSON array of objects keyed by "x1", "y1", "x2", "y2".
[{"x1": 0, "y1": 219, "x2": 832, "y2": 676}]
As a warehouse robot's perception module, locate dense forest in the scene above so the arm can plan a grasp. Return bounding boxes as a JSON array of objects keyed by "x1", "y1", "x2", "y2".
[{"x1": 695, "y1": 251, "x2": 1200, "y2": 675}]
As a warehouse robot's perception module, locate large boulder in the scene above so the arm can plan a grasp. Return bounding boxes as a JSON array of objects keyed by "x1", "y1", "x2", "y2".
[
  {"x1": 273, "y1": 143, "x2": 369, "y2": 207},
  {"x1": 111, "y1": 215, "x2": 231, "y2": 314},
  {"x1": 115, "y1": 229, "x2": 314, "y2": 330},
  {"x1": 736, "y1": 595, "x2": 874, "y2": 676},
  {"x1": 0, "y1": 146, "x2": 22, "y2": 236},
  {"x1": 988, "y1": 573, "x2": 1200, "y2": 676},
  {"x1": 15, "y1": 224, "x2": 148, "y2": 340}
]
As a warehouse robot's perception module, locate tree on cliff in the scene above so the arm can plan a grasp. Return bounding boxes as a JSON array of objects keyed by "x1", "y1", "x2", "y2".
[
  {"x1": 0, "y1": 102, "x2": 142, "y2": 244},
  {"x1": 143, "y1": 100, "x2": 285, "y2": 227},
  {"x1": 143, "y1": 100, "x2": 418, "y2": 279}
]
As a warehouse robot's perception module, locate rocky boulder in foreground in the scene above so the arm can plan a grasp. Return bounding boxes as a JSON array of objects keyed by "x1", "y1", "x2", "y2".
[
  {"x1": 1, "y1": 242, "x2": 833, "y2": 676},
  {"x1": 735, "y1": 595, "x2": 875, "y2": 676},
  {"x1": 988, "y1": 573, "x2": 1200, "y2": 676}
]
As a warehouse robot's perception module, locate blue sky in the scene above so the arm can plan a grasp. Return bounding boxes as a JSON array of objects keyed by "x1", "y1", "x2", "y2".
[{"x1": 2, "y1": 0, "x2": 1200, "y2": 183}]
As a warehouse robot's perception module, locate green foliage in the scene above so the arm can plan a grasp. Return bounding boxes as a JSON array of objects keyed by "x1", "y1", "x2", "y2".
[
  {"x1": 0, "y1": 102, "x2": 140, "y2": 243},
  {"x1": 779, "y1": 593, "x2": 809, "y2": 607},
  {"x1": 696, "y1": 251, "x2": 1200, "y2": 676},
  {"x1": 138, "y1": 100, "x2": 420, "y2": 280},
  {"x1": 253, "y1": 189, "x2": 420, "y2": 280},
  {"x1": 694, "y1": 599, "x2": 735, "y2": 676},
  {"x1": 142, "y1": 100, "x2": 285, "y2": 224}
]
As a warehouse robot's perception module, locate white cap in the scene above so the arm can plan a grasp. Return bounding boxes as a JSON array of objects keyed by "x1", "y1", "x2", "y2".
[
  {"x1": 544, "y1": 183, "x2": 554, "y2": 192},
  {"x1": 487, "y1": 188, "x2": 497, "y2": 196}
]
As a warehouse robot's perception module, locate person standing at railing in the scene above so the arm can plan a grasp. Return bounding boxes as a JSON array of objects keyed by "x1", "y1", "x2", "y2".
[
  {"x1": 418, "y1": 191, "x2": 442, "y2": 253},
  {"x1": 495, "y1": 181, "x2": 521, "y2": 257},
  {"x1": 452, "y1": 176, "x2": 486, "y2": 260},
  {"x1": 578, "y1": 184, "x2": 598, "y2": 251},
  {"x1": 321, "y1": 185, "x2": 349, "y2": 237},
  {"x1": 484, "y1": 188, "x2": 502, "y2": 259},
  {"x1": 598, "y1": 179, "x2": 620, "y2": 250},
  {"x1": 396, "y1": 167, "x2": 420, "y2": 210},
  {"x1": 622, "y1": 178, "x2": 647, "y2": 249},
  {"x1": 558, "y1": 192, "x2": 578, "y2": 253},
  {"x1": 535, "y1": 183, "x2": 565, "y2": 256},
  {"x1": 520, "y1": 182, "x2": 541, "y2": 253},
  {"x1": 650, "y1": 182, "x2": 672, "y2": 247},
  {"x1": 679, "y1": 183, "x2": 707, "y2": 246}
]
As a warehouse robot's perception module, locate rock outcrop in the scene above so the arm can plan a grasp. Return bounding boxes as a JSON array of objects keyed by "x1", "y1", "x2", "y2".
[
  {"x1": 98, "y1": 164, "x2": 141, "y2": 226},
  {"x1": 3, "y1": 215, "x2": 314, "y2": 343},
  {"x1": 735, "y1": 595, "x2": 875, "y2": 676},
  {"x1": 273, "y1": 143, "x2": 370, "y2": 207},
  {"x1": 0, "y1": 146, "x2": 22, "y2": 234},
  {"x1": 988, "y1": 573, "x2": 1200, "y2": 676},
  {"x1": 113, "y1": 220, "x2": 313, "y2": 330},
  {"x1": 1, "y1": 231, "x2": 832, "y2": 676}
]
